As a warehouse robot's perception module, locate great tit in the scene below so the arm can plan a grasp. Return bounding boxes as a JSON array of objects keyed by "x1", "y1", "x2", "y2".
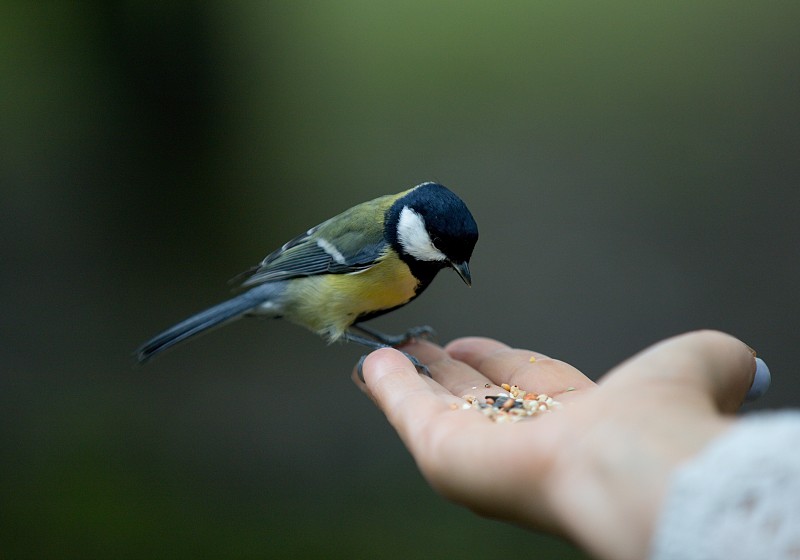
[{"x1": 136, "y1": 182, "x2": 478, "y2": 366}]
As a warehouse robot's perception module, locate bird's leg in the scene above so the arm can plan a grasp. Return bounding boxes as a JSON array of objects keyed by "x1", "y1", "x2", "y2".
[
  {"x1": 344, "y1": 330, "x2": 431, "y2": 377},
  {"x1": 349, "y1": 324, "x2": 437, "y2": 346}
]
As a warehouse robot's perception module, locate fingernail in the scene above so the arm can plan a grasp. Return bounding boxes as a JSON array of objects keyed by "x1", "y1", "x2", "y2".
[
  {"x1": 745, "y1": 357, "x2": 771, "y2": 402},
  {"x1": 356, "y1": 354, "x2": 369, "y2": 383}
]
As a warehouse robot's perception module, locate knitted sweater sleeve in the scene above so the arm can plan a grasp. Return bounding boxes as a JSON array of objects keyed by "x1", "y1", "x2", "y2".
[{"x1": 650, "y1": 412, "x2": 800, "y2": 560}]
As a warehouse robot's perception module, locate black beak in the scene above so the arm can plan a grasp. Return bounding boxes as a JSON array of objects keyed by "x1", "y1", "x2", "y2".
[{"x1": 450, "y1": 261, "x2": 472, "y2": 286}]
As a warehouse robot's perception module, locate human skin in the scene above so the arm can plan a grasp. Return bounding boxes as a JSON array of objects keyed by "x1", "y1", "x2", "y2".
[{"x1": 354, "y1": 330, "x2": 758, "y2": 560}]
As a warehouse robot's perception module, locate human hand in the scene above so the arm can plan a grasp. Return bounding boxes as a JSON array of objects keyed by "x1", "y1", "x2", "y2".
[{"x1": 354, "y1": 331, "x2": 767, "y2": 560}]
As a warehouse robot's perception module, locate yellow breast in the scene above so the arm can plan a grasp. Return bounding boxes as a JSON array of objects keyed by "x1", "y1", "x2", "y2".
[{"x1": 282, "y1": 255, "x2": 420, "y2": 342}]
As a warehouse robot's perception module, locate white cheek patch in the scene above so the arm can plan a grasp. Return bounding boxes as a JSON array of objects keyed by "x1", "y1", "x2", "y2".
[
  {"x1": 316, "y1": 238, "x2": 347, "y2": 265},
  {"x1": 397, "y1": 206, "x2": 447, "y2": 262}
]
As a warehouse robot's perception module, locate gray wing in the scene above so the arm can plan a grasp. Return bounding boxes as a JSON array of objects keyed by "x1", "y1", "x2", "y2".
[{"x1": 234, "y1": 224, "x2": 387, "y2": 288}]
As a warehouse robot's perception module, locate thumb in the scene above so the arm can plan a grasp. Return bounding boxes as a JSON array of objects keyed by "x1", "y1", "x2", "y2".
[{"x1": 601, "y1": 330, "x2": 769, "y2": 413}]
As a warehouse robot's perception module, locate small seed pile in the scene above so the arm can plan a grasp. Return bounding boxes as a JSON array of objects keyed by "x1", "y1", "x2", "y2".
[{"x1": 457, "y1": 383, "x2": 562, "y2": 423}]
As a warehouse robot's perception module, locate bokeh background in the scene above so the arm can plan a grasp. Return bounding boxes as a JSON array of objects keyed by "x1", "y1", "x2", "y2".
[{"x1": 3, "y1": 2, "x2": 799, "y2": 558}]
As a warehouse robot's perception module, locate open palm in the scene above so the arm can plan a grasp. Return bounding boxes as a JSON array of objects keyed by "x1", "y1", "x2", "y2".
[{"x1": 355, "y1": 332, "x2": 759, "y2": 560}]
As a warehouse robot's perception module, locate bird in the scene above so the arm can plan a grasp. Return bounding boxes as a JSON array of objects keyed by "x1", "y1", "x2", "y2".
[{"x1": 135, "y1": 181, "x2": 479, "y2": 369}]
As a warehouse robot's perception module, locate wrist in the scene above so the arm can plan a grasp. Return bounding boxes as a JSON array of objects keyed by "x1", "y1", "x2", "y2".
[
  {"x1": 544, "y1": 427, "x2": 666, "y2": 560},
  {"x1": 540, "y1": 397, "x2": 732, "y2": 560}
]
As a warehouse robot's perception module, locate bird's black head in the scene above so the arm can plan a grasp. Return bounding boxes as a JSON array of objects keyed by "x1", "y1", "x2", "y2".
[{"x1": 386, "y1": 182, "x2": 479, "y2": 286}]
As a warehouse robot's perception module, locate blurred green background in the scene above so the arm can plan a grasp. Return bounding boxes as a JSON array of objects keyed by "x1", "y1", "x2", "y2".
[{"x1": 2, "y1": 1, "x2": 799, "y2": 558}]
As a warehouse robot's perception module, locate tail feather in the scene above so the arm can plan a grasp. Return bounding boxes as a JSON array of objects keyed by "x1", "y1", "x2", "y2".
[{"x1": 136, "y1": 290, "x2": 270, "y2": 363}]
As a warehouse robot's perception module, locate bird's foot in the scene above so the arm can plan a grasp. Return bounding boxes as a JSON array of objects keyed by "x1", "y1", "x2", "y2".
[
  {"x1": 356, "y1": 350, "x2": 430, "y2": 379},
  {"x1": 350, "y1": 324, "x2": 437, "y2": 347},
  {"x1": 346, "y1": 326, "x2": 435, "y2": 377}
]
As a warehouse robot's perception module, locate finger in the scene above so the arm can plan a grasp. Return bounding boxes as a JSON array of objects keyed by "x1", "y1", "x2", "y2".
[
  {"x1": 357, "y1": 347, "x2": 546, "y2": 516},
  {"x1": 400, "y1": 339, "x2": 502, "y2": 398},
  {"x1": 744, "y1": 358, "x2": 771, "y2": 402},
  {"x1": 446, "y1": 337, "x2": 595, "y2": 396},
  {"x1": 358, "y1": 348, "x2": 521, "y2": 486},
  {"x1": 396, "y1": 338, "x2": 450, "y2": 366},
  {"x1": 602, "y1": 330, "x2": 762, "y2": 413},
  {"x1": 445, "y1": 337, "x2": 550, "y2": 363},
  {"x1": 357, "y1": 347, "x2": 462, "y2": 442},
  {"x1": 351, "y1": 355, "x2": 369, "y2": 394}
]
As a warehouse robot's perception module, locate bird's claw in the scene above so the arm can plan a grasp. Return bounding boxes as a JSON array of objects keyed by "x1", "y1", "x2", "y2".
[
  {"x1": 356, "y1": 351, "x2": 431, "y2": 380},
  {"x1": 403, "y1": 325, "x2": 437, "y2": 343},
  {"x1": 402, "y1": 351, "x2": 432, "y2": 377}
]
